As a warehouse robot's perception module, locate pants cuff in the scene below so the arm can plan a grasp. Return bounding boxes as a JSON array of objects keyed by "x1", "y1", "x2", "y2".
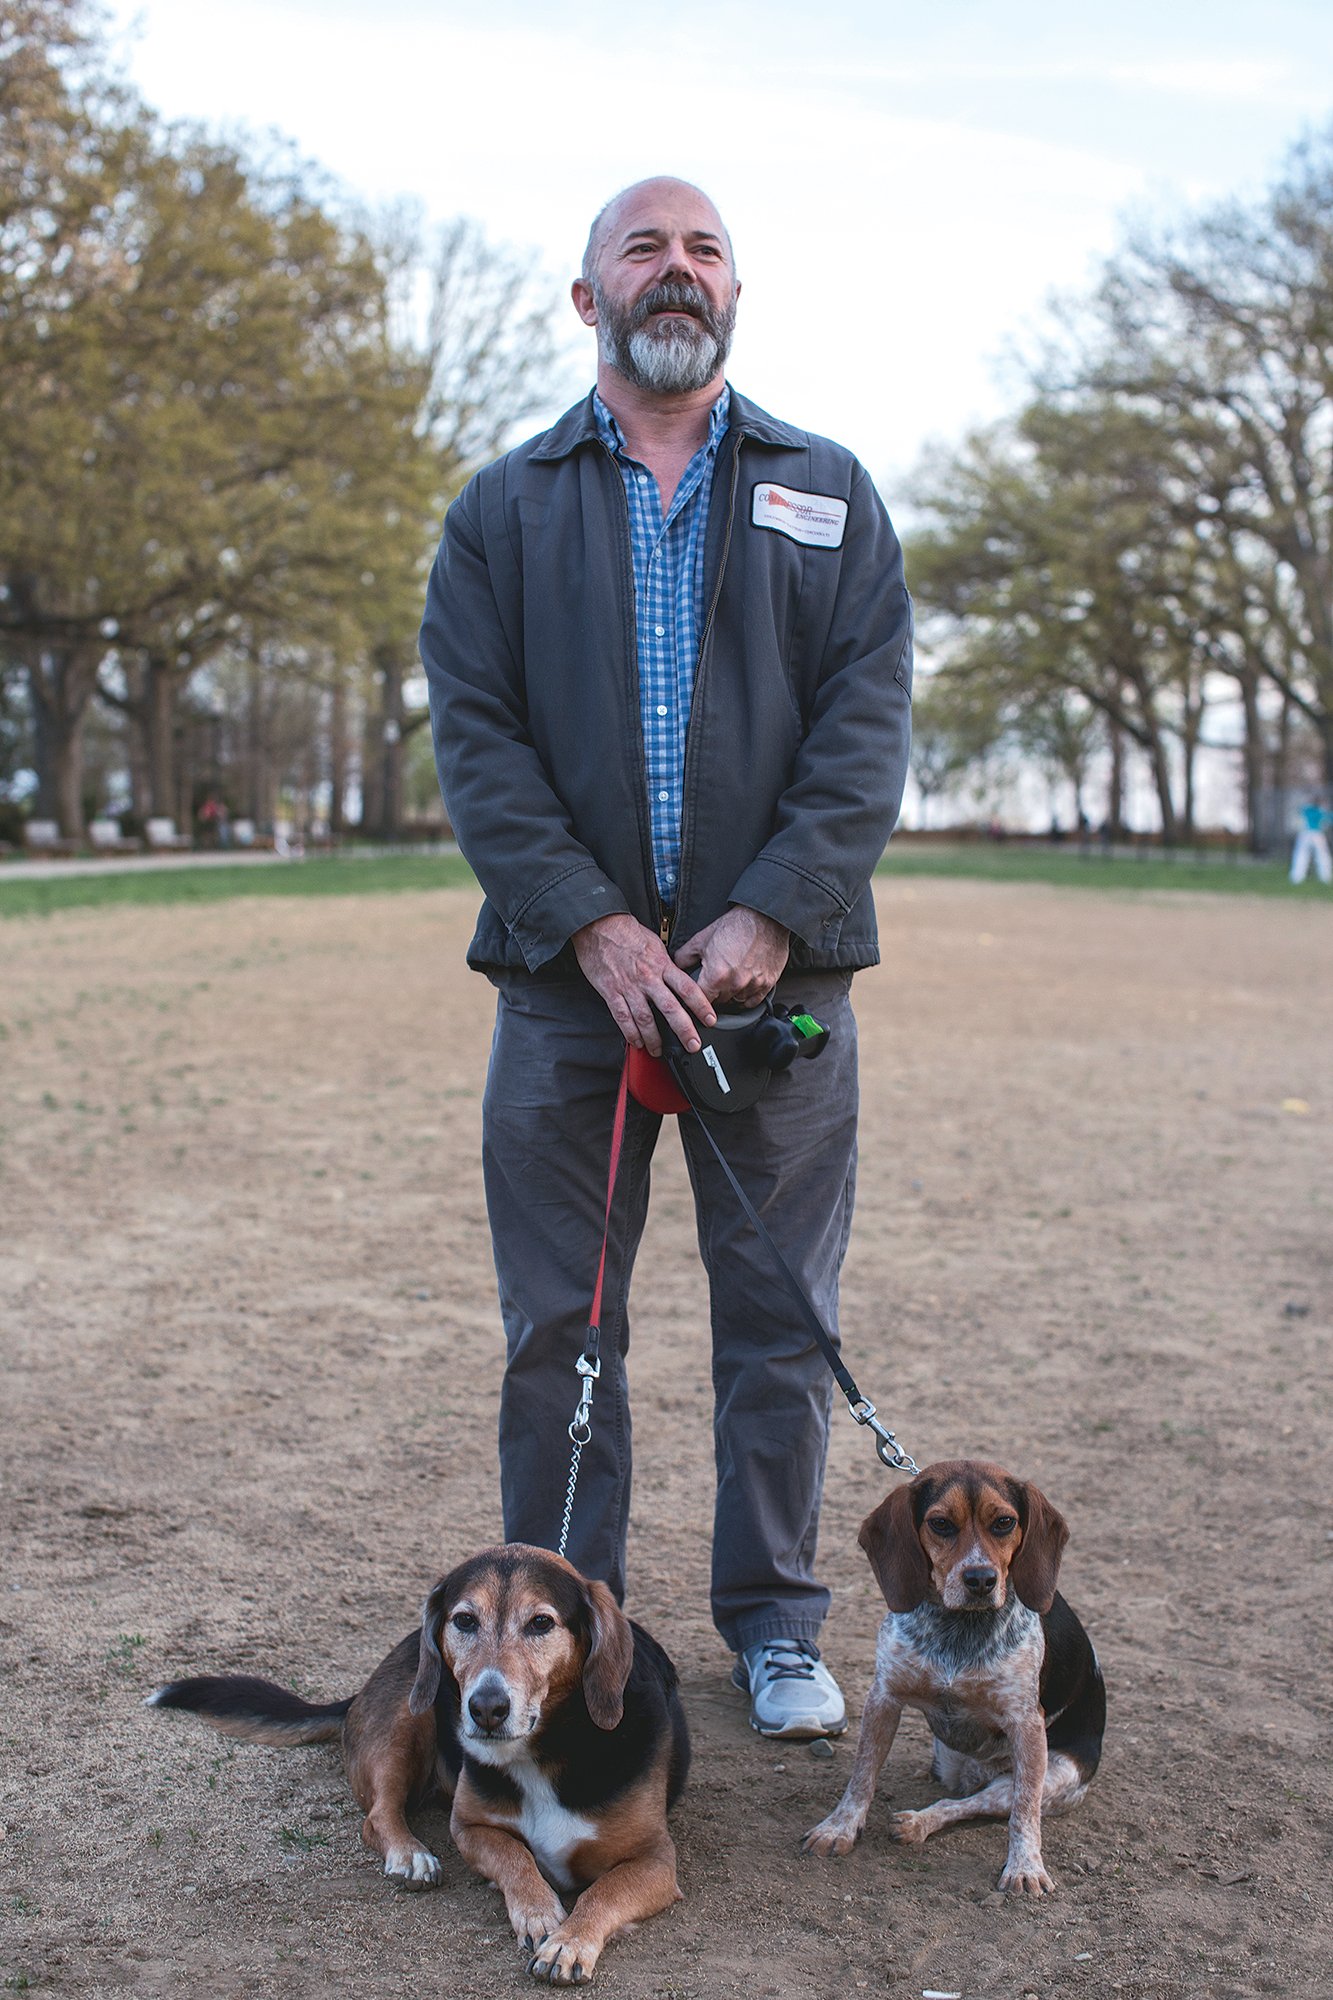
[{"x1": 725, "y1": 1614, "x2": 825, "y2": 1656}]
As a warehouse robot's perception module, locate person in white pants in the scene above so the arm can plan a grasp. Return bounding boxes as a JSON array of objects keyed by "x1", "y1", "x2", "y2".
[{"x1": 1289, "y1": 800, "x2": 1332, "y2": 884}]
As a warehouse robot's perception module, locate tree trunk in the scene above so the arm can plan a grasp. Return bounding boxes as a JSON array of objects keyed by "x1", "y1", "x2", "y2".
[
  {"x1": 1107, "y1": 722, "x2": 1125, "y2": 838},
  {"x1": 144, "y1": 653, "x2": 177, "y2": 817},
  {"x1": 1148, "y1": 730, "x2": 1178, "y2": 845},
  {"x1": 24, "y1": 640, "x2": 100, "y2": 837},
  {"x1": 1238, "y1": 665, "x2": 1265, "y2": 855},
  {"x1": 374, "y1": 643, "x2": 405, "y2": 841},
  {"x1": 329, "y1": 669, "x2": 347, "y2": 837}
]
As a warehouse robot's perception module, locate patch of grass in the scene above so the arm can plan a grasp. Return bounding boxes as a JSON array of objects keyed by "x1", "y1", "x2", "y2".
[
  {"x1": 877, "y1": 841, "x2": 1311, "y2": 897},
  {"x1": 0, "y1": 851, "x2": 477, "y2": 919},
  {"x1": 278, "y1": 1825, "x2": 329, "y2": 1852},
  {"x1": 105, "y1": 1633, "x2": 146, "y2": 1676},
  {"x1": 1, "y1": 840, "x2": 1321, "y2": 923}
]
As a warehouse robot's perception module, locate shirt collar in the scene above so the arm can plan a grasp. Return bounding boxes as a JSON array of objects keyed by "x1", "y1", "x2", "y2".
[{"x1": 593, "y1": 384, "x2": 731, "y2": 457}]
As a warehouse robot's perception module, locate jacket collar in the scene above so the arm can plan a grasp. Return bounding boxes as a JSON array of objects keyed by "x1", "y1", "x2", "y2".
[{"x1": 530, "y1": 384, "x2": 803, "y2": 461}]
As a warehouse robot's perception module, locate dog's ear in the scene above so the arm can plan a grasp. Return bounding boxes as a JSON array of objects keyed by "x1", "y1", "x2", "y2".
[
  {"x1": 582, "y1": 1578, "x2": 634, "y2": 1731},
  {"x1": 1008, "y1": 1481, "x2": 1069, "y2": 1614},
  {"x1": 409, "y1": 1575, "x2": 455, "y2": 1715},
  {"x1": 859, "y1": 1480, "x2": 932, "y2": 1612}
]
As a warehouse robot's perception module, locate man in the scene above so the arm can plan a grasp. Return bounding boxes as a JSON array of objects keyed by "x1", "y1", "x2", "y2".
[{"x1": 420, "y1": 178, "x2": 912, "y2": 1739}]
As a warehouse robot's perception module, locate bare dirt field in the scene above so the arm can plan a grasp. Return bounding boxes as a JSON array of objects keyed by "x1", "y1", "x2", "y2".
[{"x1": 2, "y1": 879, "x2": 1330, "y2": 2000}]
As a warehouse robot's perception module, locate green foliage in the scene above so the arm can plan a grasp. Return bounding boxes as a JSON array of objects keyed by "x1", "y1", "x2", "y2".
[
  {"x1": 908, "y1": 123, "x2": 1333, "y2": 844},
  {"x1": 0, "y1": 3, "x2": 562, "y2": 836}
]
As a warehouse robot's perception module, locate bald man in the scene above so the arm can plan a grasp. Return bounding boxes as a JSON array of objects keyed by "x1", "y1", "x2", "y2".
[{"x1": 420, "y1": 178, "x2": 913, "y2": 1739}]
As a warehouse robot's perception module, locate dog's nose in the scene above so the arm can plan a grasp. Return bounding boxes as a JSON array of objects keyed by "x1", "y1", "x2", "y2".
[
  {"x1": 468, "y1": 1684, "x2": 512, "y2": 1732},
  {"x1": 961, "y1": 1565, "x2": 998, "y2": 1596}
]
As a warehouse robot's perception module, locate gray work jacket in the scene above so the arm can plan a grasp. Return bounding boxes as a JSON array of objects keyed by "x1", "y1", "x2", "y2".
[{"x1": 419, "y1": 387, "x2": 913, "y2": 977}]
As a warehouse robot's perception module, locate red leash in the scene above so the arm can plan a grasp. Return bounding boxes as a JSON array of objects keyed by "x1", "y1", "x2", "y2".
[{"x1": 556, "y1": 1052, "x2": 629, "y2": 1559}]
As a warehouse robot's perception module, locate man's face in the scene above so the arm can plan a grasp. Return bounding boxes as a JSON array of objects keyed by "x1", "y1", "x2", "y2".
[{"x1": 578, "y1": 183, "x2": 739, "y2": 396}]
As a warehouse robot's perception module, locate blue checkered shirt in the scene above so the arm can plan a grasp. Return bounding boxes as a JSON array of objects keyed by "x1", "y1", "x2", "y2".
[{"x1": 594, "y1": 386, "x2": 731, "y2": 908}]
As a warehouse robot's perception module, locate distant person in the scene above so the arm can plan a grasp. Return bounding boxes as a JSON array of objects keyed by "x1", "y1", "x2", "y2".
[
  {"x1": 1289, "y1": 798, "x2": 1332, "y2": 885},
  {"x1": 420, "y1": 176, "x2": 913, "y2": 1740}
]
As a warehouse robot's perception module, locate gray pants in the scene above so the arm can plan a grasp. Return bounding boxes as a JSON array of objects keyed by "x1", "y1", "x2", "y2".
[{"x1": 482, "y1": 968, "x2": 858, "y2": 1653}]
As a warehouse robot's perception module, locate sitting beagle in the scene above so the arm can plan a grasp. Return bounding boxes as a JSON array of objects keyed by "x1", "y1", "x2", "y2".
[
  {"x1": 149, "y1": 1544, "x2": 689, "y2": 1984},
  {"x1": 803, "y1": 1460, "x2": 1104, "y2": 1894}
]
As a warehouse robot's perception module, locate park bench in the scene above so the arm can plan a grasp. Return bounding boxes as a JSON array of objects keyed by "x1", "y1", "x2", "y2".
[
  {"x1": 23, "y1": 819, "x2": 80, "y2": 857},
  {"x1": 88, "y1": 818, "x2": 141, "y2": 856},
  {"x1": 144, "y1": 817, "x2": 193, "y2": 852}
]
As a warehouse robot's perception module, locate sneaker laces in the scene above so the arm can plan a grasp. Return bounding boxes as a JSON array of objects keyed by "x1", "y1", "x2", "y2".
[{"x1": 752, "y1": 1640, "x2": 819, "y2": 1684}]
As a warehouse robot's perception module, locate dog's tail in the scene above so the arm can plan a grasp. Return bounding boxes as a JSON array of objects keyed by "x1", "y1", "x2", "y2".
[{"x1": 146, "y1": 1675, "x2": 353, "y2": 1745}]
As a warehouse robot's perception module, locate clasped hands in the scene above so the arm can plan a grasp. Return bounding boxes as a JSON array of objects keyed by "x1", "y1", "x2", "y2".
[{"x1": 571, "y1": 907, "x2": 790, "y2": 1056}]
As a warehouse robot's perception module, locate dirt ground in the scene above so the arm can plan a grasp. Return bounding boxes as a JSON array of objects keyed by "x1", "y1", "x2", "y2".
[{"x1": 2, "y1": 879, "x2": 1330, "y2": 2000}]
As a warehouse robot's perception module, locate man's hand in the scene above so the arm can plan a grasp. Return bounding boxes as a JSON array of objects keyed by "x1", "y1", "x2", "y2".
[
  {"x1": 572, "y1": 914, "x2": 716, "y2": 1056},
  {"x1": 672, "y1": 906, "x2": 790, "y2": 1007}
]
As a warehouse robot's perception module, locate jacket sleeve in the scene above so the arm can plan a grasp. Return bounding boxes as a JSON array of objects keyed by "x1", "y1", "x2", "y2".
[
  {"x1": 419, "y1": 477, "x2": 631, "y2": 971},
  {"x1": 727, "y1": 466, "x2": 913, "y2": 950}
]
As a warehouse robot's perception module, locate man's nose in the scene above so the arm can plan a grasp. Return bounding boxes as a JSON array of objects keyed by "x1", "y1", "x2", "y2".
[{"x1": 658, "y1": 240, "x2": 700, "y2": 283}]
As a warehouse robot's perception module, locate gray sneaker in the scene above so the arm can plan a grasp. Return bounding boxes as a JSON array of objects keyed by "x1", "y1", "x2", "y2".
[{"x1": 731, "y1": 1639, "x2": 847, "y2": 1739}]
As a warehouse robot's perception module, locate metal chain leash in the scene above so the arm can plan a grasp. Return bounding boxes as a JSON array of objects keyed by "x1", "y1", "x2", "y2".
[{"x1": 556, "y1": 1352, "x2": 601, "y2": 1560}]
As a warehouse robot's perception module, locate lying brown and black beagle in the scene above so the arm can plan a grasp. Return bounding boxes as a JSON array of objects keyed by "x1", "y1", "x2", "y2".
[
  {"x1": 149, "y1": 1544, "x2": 689, "y2": 1983},
  {"x1": 803, "y1": 1460, "x2": 1104, "y2": 1894}
]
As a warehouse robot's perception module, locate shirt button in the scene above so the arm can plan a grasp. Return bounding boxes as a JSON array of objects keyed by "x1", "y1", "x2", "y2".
[
  {"x1": 638, "y1": 473, "x2": 649, "y2": 485},
  {"x1": 658, "y1": 790, "x2": 669, "y2": 801},
  {"x1": 654, "y1": 625, "x2": 665, "y2": 638},
  {"x1": 656, "y1": 704, "x2": 667, "y2": 717}
]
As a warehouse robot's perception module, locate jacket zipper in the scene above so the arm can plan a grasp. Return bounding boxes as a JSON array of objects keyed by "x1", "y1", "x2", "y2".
[
  {"x1": 673, "y1": 434, "x2": 743, "y2": 932},
  {"x1": 602, "y1": 439, "x2": 663, "y2": 934}
]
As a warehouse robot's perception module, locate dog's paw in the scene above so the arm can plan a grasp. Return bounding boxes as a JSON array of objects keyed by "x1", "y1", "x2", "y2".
[
  {"x1": 511, "y1": 1897, "x2": 567, "y2": 1957},
  {"x1": 998, "y1": 1854, "x2": 1054, "y2": 1896},
  {"x1": 527, "y1": 1925, "x2": 601, "y2": 1985},
  {"x1": 382, "y1": 1844, "x2": 443, "y2": 1889},
  {"x1": 801, "y1": 1815, "x2": 860, "y2": 1858},
  {"x1": 886, "y1": 1810, "x2": 929, "y2": 1846}
]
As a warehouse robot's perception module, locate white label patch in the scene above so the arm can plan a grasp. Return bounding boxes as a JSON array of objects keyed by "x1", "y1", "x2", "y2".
[{"x1": 751, "y1": 482, "x2": 848, "y2": 549}]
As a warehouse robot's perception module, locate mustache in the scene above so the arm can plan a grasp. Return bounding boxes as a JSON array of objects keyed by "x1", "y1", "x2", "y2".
[{"x1": 631, "y1": 282, "x2": 716, "y2": 332}]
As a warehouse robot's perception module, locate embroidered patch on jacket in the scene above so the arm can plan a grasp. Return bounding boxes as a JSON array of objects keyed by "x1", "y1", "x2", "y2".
[{"x1": 751, "y1": 482, "x2": 848, "y2": 549}]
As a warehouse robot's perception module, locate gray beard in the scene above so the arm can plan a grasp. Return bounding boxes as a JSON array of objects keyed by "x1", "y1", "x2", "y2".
[{"x1": 593, "y1": 279, "x2": 735, "y2": 395}]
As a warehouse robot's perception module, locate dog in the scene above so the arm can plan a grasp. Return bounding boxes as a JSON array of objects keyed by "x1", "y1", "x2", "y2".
[
  {"x1": 802, "y1": 1461, "x2": 1104, "y2": 1894},
  {"x1": 149, "y1": 1544, "x2": 689, "y2": 1983}
]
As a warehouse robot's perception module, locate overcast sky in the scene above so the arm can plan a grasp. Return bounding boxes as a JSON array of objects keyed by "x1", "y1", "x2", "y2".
[{"x1": 104, "y1": 0, "x2": 1333, "y2": 492}]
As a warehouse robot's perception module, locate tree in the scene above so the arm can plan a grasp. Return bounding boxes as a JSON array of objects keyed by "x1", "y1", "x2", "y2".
[
  {"x1": 1090, "y1": 125, "x2": 1333, "y2": 782},
  {"x1": 909, "y1": 398, "x2": 1203, "y2": 841},
  {"x1": 907, "y1": 675, "x2": 1003, "y2": 828},
  {"x1": 1, "y1": 63, "x2": 434, "y2": 830},
  {"x1": 356, "y1": 215, "x2": 565, "y2": 839}
]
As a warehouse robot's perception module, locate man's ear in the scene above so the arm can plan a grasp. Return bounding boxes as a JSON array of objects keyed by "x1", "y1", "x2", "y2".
[
  {"x1": 1008, "y1": 1481, "x2": 1069, "y2": 1614},
  {"x1": 409, "y1": 1575, "x2": 456, "y2": 1715},
  {"x1": 582, "y1": 1579, "x2": 634, "y2": 1731},
  {"x1": 571, "y1": 276, "x2": 597, "y2": 327},
  {"x1": 859, "y1": 1480, "x2": 932, "y2": 1612}
]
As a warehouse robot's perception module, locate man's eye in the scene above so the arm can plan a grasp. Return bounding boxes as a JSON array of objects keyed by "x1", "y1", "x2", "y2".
[
  {"x1": 451, "y1": 1610, "x2": 479, "y2": 1633},
  {"x1": 527, "y1": 1614, "x2": 556, "y2": 1636}
]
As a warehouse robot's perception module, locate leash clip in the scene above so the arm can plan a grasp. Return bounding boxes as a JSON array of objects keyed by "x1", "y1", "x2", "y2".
[
  {"x1": 568, "y1": 1352, "x2": 601, "y2": 1444},
  {"x1": 849, "y1": 1397, "x2": 920, "y2": 1477}
]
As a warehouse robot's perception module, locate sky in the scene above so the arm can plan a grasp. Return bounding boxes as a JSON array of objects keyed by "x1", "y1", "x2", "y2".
[{"x1": 101, "y1": 0, "x2": 1333, "y2": 495}]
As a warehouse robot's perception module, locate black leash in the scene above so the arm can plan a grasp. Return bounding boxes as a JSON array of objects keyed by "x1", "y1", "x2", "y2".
[
  {"x1": 557, "y1": 1045, "x2": 918, "y2": 1557},
  {"x1": 680, "y1": 1098, "x2": 918, "y2": 1475}
]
